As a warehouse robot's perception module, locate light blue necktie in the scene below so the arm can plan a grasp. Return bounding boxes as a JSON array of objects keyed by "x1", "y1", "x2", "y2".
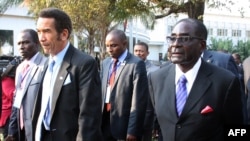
[
  {"x1": 176, "y1": 75, "x2": 187, "y2": 116},
  {"x1": 43, "y1": 60, "x2": 55, "y2": 130}
]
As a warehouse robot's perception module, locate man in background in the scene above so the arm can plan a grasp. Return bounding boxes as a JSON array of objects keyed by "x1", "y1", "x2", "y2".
[
  {"x1": 134, "y1": 42, "x2": 159, "y2": 75},
  {"x1": 0, "y1": 56, "x2": 21, "y2": 139},
  {"x1": 101, "y1": 29, "x2": 148, "y2": 140},
  {"x1": 134, "y1": 41, "x2": 159, "y2": 141},
  {"x1": 6, "y1": 29, "x2": 47, "y2": 141}
]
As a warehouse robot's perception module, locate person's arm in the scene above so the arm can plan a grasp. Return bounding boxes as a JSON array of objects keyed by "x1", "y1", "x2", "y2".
[
  {"x1": 127, "y1": 60, "x2": 149, "y2": 139},
  {"x1": 76, "y1": 57, "x2": 102, "y2": 140}
]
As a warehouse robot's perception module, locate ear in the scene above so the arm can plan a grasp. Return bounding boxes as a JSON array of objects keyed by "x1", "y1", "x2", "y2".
[
  {"x1": 200, "y1": 40, "x2": 206, "y2": 53},
  {"x1": 123, "y1": 40, "x2": 128, "y2": 47},
  {"x1": 60, "y1": 29, "x2": 69, "y2": 41}
]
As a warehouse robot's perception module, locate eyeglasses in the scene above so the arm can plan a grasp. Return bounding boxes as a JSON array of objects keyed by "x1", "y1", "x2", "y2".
[{"x1": 166, "y1": 36, "x2": 205, "y2": 44}]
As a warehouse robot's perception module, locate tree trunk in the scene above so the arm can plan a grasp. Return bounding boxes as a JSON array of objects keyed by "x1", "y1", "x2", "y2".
[{"x1": 186, "y1": 0, "x2": 205, "y2": 22}]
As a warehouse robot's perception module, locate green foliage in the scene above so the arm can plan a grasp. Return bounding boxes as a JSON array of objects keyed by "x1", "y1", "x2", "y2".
[{"x1": 209, "y1": 37, "x2": 250, "y2": 60}]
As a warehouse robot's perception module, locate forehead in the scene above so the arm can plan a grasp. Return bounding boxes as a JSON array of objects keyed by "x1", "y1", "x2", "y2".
[
  {"x1": 106, "y1": 33, "x2": 122, "y2": 43},
  {"x1": 134, "y1": 45, "x2": 146, "y2": 50},
  {"x1": 172, "y1": 22, "x2": 195, "y2": 35},
  {"x1": 18, "y1": 32, "x2": 31, "y2": 41},
  {"x1": 37, "y1": 17, "x2": 55, "y2": 29}
]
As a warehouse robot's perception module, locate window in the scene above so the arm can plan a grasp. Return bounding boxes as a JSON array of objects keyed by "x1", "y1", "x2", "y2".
[
  {"x1": 208, "y1": 28, "x2": 213, "y2": 36},
  {"x1": 246, "y1": 30, "x2": 250, "y2": 38},
  {"x1": 217, "y1": 29, "x2": 228, "y2": 36},
  {"x1": 232, "y1": 30, "x2": 241, "y2": 37}
]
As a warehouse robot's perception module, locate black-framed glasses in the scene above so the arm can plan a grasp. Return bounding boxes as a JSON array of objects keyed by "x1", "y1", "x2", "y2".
[{"x1": 166, "y1": 36, "x2": 205, "y2": 44}]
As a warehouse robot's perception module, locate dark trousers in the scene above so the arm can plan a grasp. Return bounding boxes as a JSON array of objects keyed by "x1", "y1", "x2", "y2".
[
  {"x1": 101, "y1": 108, "x2": 117, "y2": 141},
  {"x1": 0, "y1": 117, "x2": 9, "y2": 138},
  {"x1": 20, "y1": 128, "x2": 26, "y2": 141},
  {"x1": 41, "y1": 124, "x2": 53, "y2": 141}
]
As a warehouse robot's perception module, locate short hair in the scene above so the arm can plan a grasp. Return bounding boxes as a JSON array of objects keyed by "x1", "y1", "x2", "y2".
[
  {"x1": 21, "y1": 29, "x2": 39, "y2": 44},
  {"x1": 232, "y1": 53, "x2": 241, "y2": 60},
  {"x1": 38, "y1": 8, "x2": 72, "y2": 39},
  {"x1": 107, "y1": 29, "x2": 127, "y2": 41},
  {"x1": 174, "y1": 18, "x2": 208, "y2": 40},
  {"x1": 135, "y1": 42, "x2": 149, "y2": 51}
]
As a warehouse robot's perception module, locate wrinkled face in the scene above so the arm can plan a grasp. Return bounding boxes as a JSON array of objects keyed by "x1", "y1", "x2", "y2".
[
  {"x1": 134, "y1": 44, "x2": 149, "y2": 61},
  {"x1": 105, "y1": 33, "x2": 127, "y2": 59},
  {"x1": 168, "y1": 22, "x2": 206, "y2": 68},
  {"x1": 17, "y1": 32, "x2": 38, "y2": 60},
  {"x1": 37, "y1": 17, "x2": 68, "y2": 56}
]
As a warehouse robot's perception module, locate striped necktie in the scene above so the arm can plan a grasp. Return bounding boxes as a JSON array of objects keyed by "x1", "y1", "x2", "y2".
[
  {"x1": 176, "y1": 75, "x2": 187, "y2": 116},
  {"x1": 106, "y1": 59, "x2": 118, "y2": 111},
  {"x1": 43, "y1": 60, "x2": 55, "y2": 130}
]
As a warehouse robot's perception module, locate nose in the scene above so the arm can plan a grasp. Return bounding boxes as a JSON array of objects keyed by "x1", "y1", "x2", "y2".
[{"x1": 38, "y1": 33, "x2": 46, "y2": 42}]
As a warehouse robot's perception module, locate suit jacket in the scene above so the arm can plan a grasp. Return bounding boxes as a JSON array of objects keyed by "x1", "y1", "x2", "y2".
[
  {"x1": 203, "y1": 50, "x2": 239, "y2": 77},
  {"x1": 148, "y1": 60, "x2": 244, "y2": 141},
  {"x1": 142, "y1": 60, "x2": 159, "y2": 141},
  {"x1": 145, "y1": 60, "x2": 159, "y2": 76},
  {"x1": 8, "y1": 52, "x2": 47, "y2": 141},
  {"x1": 101, "y1": 52, "x2": 148, "y2": 139},
  {"x1": 34, "y1": 44, "x2": 102, "y2": 141},
  {"x1": 203, "y1": 50, "x2": 247, "y2": 124}
]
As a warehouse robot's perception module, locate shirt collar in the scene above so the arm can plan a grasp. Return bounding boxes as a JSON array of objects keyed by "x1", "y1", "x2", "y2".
[
  {"x1": 49, "y1": 42, "x2": 70, "y2": 65},
  {"x1": 111, "y1": 49, "x2": 128, "y2": 64},
  {"x1": 175, "y1": 57, "x2": 202, "y2": 85},
  {"x1": 24, "y1": 52, "x2": 39, "y2": 66}
]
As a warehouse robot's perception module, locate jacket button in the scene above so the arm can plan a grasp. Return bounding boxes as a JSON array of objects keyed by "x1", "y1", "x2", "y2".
[{"x1": 176, "y1": 124, "x2": 182, "y2": 128}]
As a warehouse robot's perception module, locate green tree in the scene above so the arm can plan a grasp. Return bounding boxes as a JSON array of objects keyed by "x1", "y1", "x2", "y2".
[
  {"x1": 208, "y1": 37, "x2": 250, "y2": 60},
  {"x1": 209, "y1": 37, "x2": 233, "y2": 52}
]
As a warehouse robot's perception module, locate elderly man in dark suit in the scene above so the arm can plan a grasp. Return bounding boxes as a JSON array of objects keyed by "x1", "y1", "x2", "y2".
[
  {"x1": 6, "y1": 29, "x2": 47, "y2": 141},
  {"x1": 101, "y1": 29, "x2": 148, "y2": 141},
  {"x1": 33, "y1": 8, "x2": 102, "y2": 141},
  {"x1": 148, "y1": 18, "x2": 244, "y2": 141}
]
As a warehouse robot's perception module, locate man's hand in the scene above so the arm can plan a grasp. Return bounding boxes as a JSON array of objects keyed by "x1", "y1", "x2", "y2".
[
  {"x1": 5, "y1": 135, "x2": 15, "y2": 141},
  {"x1": 126, "y1": 134, "x2": 137, "y2": 141}
]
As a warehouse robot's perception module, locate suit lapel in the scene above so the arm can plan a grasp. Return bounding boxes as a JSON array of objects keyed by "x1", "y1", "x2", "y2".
[
  {"x1": 22, "y1": 53, "x2": 43, "y2": 94},
  {"x1": 104, "y1": 58, "x2": 112, "y2": 87},
  {"x1": 180, "y1": 61, "x2": 212, "y2": 117},
  {"x1": 50, "y1": 46, "x2": 71, "y2": 118},
  {"x1": 112, "y1": 53, "x2": 130, "y2": 89},
  {"x1": 165, "y1": 65, "x2": 179, "y2": 119}
]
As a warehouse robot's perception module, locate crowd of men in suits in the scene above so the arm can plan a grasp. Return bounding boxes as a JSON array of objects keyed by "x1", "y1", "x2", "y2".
[{"x1": 0, "y1": 7, "x2": 250, "y2": 141}]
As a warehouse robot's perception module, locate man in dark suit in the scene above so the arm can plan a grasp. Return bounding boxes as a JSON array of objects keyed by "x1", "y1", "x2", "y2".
[
  {"x1": 101, "y1": 29, "x2": 148, "y2": 141},
  {"x1": 33, "y1": 8, "x2": 102, "y2": 141},
  {"x1": 148, "y1": 18, "x2": 244, "y2": 141},
  {"x1": 133, "y1": 42, "x2": 159, "y2": 141},
  {"x1": 5, "y1": 29, "x2": 47, "y2": 141}
]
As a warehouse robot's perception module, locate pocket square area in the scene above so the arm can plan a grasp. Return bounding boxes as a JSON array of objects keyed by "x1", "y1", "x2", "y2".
[
  {"x1": 201, "y1": 105, "x2": 213, "y2": 114},
  {"x1": 63, "y1": 74, "x2": 71, "y2": 85}
]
